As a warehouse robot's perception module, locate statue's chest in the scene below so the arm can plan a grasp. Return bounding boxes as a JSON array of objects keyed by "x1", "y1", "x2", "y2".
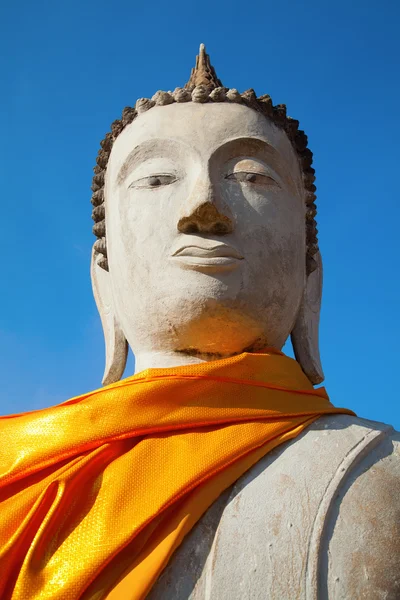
[{"x1": 147, "y1": 415, "x2": 378, "y2": 599}]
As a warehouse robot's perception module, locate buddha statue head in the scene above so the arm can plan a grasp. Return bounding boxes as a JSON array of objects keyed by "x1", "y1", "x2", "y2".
[{"x1": 90, "y1": 45, "x2": 323, "y2": 385}]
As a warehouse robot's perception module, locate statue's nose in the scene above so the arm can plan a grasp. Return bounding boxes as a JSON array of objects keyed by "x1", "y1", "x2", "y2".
[{"x1": 177, "y1": 179, "x2": 233, "y2": 235}]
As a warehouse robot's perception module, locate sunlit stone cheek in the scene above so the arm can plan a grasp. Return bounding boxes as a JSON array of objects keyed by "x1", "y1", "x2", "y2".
[{"x1": 222, "y1": 172, "x2": 305, "y2": 282}]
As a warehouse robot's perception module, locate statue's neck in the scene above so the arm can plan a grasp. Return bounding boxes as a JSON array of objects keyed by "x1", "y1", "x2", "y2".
[{"x1": 133, "y1": 350, "x2": 231, "y2": 374}]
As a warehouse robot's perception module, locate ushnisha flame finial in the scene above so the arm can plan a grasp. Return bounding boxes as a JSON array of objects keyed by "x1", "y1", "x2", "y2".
[{"x1": 185, "y1": 43, "x2": 223, "y2": 90}]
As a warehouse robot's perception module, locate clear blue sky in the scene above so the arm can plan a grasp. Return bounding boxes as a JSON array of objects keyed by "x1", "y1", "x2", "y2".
[{"x1": 1, "y1": 0, "x2": 399, "y2": 429}]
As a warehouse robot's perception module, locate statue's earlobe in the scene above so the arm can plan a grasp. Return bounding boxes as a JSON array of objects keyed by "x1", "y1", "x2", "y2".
[
  {"x1": 91, "y1": 250, "x2": 128, "y2": 386},
  {"x1": 291, "y1": 252, "x2": 324, "y2": 385}
]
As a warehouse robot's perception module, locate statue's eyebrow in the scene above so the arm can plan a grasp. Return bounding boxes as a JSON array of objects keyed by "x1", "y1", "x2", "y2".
[
  {"x1": 210, "y1": 137, "x2": 282, "y2": 163},
  {"x1": 117, "y1": 146, "x2": 141, "y2": 185},
  {"x1": 116, "y1": 139, "x2": 178, "y2": 186}
]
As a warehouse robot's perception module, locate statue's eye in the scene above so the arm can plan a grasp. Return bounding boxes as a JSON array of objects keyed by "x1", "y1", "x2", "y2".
[
  {"x1": 226, "y1": 172, "x2": 278, "y2": 186},
  {"x1": 129, "y1": 174, "x2": 177, "y2": 189}
]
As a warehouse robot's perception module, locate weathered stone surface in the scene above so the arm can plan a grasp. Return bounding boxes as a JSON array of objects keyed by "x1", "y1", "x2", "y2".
[
  {"x1": 148, "y1": 414, "x2": 400, "y2": 599},
  {"x1": 89, "y1": 45, "x2": 400, "y2": 598}
]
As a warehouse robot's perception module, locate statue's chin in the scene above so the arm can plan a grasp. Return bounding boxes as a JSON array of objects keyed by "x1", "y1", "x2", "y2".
[
  {"x1": 120, "y1": 295, "x2": 291, "y2": 360},
  {"x1": 167, "y1": 306, "x2": 271, "y2": 358}
]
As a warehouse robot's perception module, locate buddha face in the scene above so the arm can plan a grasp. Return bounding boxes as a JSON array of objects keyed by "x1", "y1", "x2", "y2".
[{"x1": 104, "y1": 102, "x2": 306, "y2": 358}]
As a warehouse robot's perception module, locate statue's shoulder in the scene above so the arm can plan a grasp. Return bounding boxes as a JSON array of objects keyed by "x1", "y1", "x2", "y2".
[
  {"x1": 149, "y1": 414, "x2": 400, "y2": 600},
  {"x1": 300, "y1": 411, "x2": 399, "y2": 446},
  {"x1": 205, "y1": 414, "x2": 400, "y2": 599},
  {"x1": 279, "y1": 412, "x2": 400, "y2": 472},
  {"x1": 318, "y1": 414, "x2": 400, "y2": 598},
  {"x1": 233, "y1": 412, "x2": 400, "y2": 496},
  {"x1": 309, "y1": 412, "x2": 400, "y2": 459}
]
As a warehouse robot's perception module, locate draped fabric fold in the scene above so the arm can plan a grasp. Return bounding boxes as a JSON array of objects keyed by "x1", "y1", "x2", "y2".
[{"x1": 0, "y1": 351, "x2": 354, "y2": 600}]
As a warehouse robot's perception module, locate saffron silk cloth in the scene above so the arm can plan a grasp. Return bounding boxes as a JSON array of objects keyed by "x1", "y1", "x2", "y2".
[{"x1": 0, "y1": 351, "x2": 354, "y2": 600}]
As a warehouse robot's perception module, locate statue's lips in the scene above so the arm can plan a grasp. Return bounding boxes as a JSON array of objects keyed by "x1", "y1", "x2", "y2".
[{"x1": 171, "y1": 244, "x2": 243, "y2": 271}]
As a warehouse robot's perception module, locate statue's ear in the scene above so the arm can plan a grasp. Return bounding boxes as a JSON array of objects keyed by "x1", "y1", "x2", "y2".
[
  {"x1": 291, "y1": 251, "x2": 324, "y2": 385},
  {"x1": 91, "y1": 249, "x2": 128, "y2": 386}
]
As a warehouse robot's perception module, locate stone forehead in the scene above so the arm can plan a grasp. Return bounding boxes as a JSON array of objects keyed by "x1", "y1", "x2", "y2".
[
  {"x1": 108, "y1": 102, "x2": 302, "y2": 182},
  {"x1": 116, "y1": 101, "x2": 284, "y2": 141}
]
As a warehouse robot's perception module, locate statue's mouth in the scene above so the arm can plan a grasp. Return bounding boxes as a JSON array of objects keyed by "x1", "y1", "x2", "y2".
[{"x1": 171, "y1": 242, "x2": 243, "y2": 272}]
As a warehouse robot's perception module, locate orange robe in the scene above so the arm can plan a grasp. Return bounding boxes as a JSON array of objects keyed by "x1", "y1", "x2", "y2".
[{"x1": 0, "y1": 351, "x2": 353, "y2": 599}]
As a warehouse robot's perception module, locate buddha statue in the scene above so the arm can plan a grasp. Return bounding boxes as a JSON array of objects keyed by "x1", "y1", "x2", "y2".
[{"x1": 1, "y1": 45, "x2": 399, "y2": 600}]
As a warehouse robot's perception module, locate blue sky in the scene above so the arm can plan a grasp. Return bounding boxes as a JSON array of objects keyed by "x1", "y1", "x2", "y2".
[{"x1": 1, "y1": 0, "x2": 399, "y2": 429}]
